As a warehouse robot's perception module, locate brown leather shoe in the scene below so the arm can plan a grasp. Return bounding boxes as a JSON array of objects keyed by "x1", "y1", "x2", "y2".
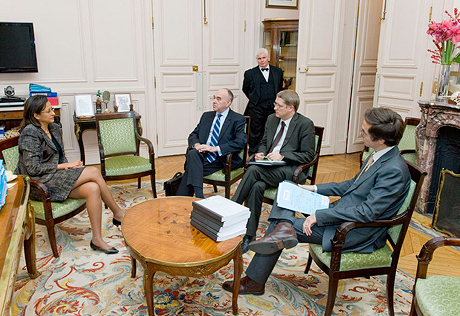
[
  {"x1": 248, "y1": 222, "x2": 298, "y2": 254},
  {"x1": 222, "y1": 276, "x2": 265, "y2": 295}
]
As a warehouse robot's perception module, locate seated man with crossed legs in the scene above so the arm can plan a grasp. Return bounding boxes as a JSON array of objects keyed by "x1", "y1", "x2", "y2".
[
  {"x1": 232, "y1": 90, "x2": 315, "y2": 253},
  {"x1": 222, "y1": 107, "x2": 410, "y2": 295},
  {"x1": 176, "y1": 88, "x2": 246, "y2": 198}
]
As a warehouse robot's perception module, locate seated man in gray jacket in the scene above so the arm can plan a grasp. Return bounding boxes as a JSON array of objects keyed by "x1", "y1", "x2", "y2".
[{"x1": 223, "y1": 107, "x2": 410, "y2": 295}]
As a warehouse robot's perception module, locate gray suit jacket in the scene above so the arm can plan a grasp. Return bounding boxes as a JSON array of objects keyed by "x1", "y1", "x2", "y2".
[
  {"x1": 259, "y1": 112, "x2": 315, "y2": 166},
  {"x1": 316, "y1": 147, "x2": 410, "y2": 253}
]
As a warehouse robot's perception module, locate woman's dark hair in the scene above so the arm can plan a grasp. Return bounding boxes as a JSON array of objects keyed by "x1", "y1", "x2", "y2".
[
  {"x1": 364, "y1": 107, "x2": 405, "y2": 146},
  {"x1": 20, "y1": 95, "x2": 48, "y2": 129}
]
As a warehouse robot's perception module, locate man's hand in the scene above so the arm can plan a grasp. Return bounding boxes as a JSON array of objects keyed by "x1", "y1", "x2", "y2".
[
  {"x1": 265, "y1": 152, "x2": 283, "y2": 161},
  {"x1": 298, "y1": 184, "x2": 315, "y2": 191},
  {"x1": 194, "y1": 143, "x2": 217, "y2": 153},
  {"x1": 254, "y1": 152, "x2": 265, "y2": 160},
  {"x1": 303, "y1": 213, "x2": 317, "y2": 236}
]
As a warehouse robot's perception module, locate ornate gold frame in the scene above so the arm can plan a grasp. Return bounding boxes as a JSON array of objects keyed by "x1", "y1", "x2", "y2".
[{"x1": 266, "y1": 0, "x2": 298, "y2": 9}]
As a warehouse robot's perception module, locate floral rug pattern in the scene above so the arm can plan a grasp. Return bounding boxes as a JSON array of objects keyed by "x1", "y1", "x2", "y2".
[{"x1": 12, "y1": 181, "x2": 415, "y2": 315}]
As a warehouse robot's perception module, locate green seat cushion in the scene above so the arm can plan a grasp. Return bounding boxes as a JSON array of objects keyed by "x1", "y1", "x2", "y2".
[
  {"x1": 309, "y1": 243, "x2": 393, "y2": 271},
  {"x1": 105, "y1": 156, "x2": 152, "y2": 176},
  {"x1": 203, "y1": 167, "x2": 244, "y2": 182},
  {"x1": 2, "y1": 145, "x2": 19, "y2": 172},
  {"x1": 402, "y1": 152, "x2": 416, "y2": 164},
  {"x1": 415, "y1": 275, "x2": 460, "y2": 316},
  {"x1": 263, "y1": 187, "x2": 277, "y2": 200},
  {"x1": 32, "y1": 198, "x2": 86, "y2": 220}
]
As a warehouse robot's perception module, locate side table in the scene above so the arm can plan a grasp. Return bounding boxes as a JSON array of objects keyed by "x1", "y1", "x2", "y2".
[{"x1": 122, "y1": 197, "x2": 243, "y2": 315}]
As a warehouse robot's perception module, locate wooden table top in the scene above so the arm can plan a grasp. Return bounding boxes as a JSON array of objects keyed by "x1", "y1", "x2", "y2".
[{"x1": 122, "y1": 196, "x2": 242, "y2": 267}]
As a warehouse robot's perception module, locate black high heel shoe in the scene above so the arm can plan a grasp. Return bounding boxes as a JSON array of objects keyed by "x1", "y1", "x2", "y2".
[
  {"x1": 112, "y1": 218, "x2": 122, "y2": 227},
  {"x1": 90, "y1": 241, "x2": 119, "y2": 254}
]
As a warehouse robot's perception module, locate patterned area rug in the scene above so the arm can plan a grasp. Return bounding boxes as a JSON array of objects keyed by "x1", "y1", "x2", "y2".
[{"x1": 12, "y1": 181, "x2": 415, "y2": 315}]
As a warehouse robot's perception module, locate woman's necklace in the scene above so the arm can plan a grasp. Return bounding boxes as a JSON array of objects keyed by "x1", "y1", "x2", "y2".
[{"x1": 42, "y1": 127, "x2": 51, "y2": 137}]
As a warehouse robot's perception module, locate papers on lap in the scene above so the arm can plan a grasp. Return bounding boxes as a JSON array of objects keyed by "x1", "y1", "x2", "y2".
[
  {"x1": 276, "y1": 181, "x2": 329, "y2": 214},
  {"x1": 247, "y1": 158, "x2": 286, "y2": 166}
]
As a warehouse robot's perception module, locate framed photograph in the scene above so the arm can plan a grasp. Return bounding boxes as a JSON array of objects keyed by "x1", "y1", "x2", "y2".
[
  {"x1": 266, "y1": 0, "x2": 298, "y2": 9},
  {"x1": 74, "y1": 94, "x2": 94, "y2": 118},
  {"x1": 114, "y1": 93, "x2": 132, "y2": 112}
]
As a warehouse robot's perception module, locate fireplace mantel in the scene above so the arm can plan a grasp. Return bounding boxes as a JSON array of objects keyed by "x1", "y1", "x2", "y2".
[{"x1": 416, "y1": 100, "x2": 460, "y2": 213}]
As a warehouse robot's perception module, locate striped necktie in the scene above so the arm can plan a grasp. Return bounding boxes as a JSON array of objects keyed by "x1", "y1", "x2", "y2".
[
  {"x1": 268, "y1": 121, "x2": 286, "y2": 154},
  {"x1": 207, "y1": 114, "x2": 222, "y2": 163}
]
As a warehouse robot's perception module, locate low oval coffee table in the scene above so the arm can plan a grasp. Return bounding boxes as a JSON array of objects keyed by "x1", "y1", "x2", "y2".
[{"x1": 122, "y1": 196, "x2": 243, "y2": 315}]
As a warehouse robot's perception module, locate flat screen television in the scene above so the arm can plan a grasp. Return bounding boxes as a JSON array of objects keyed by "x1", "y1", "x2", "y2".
[{"x1": 0, "y1": 22, "x2": 38, "y2": 73}]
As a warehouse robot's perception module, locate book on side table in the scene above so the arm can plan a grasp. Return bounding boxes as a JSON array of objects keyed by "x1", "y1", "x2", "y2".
[{"x1": 191, "y1": 195, "x2": 250, "y2": 242}]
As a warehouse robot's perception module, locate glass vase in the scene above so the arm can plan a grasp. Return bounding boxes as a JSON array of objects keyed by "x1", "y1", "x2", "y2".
[{"x1": 436, "y1": 63, "x2": 452, "y2": 102}]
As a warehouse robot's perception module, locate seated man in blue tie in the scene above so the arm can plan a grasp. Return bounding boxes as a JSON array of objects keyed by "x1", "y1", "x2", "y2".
[
  {"x1": 176, "y1": 88, "x2": 247, "y2": 198},
  {"x1": 222, "y1": 107, "x2": 410, "y2": 295},
  {"x1": 232, "y1": 90, "x2": 316, "y2": 253}
]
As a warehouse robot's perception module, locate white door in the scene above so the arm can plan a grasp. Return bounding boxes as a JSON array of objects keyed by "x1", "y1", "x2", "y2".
[
  {"x1": 347, "y1": 0, "x2": 383, "y2": 153},
  {"x1": 153, "y1": 0, "x2": 246, "y2": 156},
  {"x1": 373, "y1": 0, "x2": 437, "y2": 118},
  {"x1": 296, "y1": 0, "x2": 358, "y2": 155}
]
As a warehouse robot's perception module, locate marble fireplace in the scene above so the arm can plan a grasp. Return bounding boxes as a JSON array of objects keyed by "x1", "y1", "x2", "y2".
[{"x1": 416, "y1": 100, "x2": 460, "y2": 214}]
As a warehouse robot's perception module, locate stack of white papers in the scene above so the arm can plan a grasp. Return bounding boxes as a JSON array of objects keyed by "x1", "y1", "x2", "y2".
[
  {"x1": 191, "y1": 195, "x2": 250, "y2": 242},
  {"x1": 276, "y1": 181, "x2": 329, "y2": 214}
]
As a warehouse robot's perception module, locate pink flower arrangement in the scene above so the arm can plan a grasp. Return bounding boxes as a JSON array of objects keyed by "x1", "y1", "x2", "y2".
[{"x1": 427, "y1": 9, "x2": 460, "y2": 64}]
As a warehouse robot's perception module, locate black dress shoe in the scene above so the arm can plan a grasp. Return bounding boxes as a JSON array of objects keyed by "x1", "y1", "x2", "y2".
[
  {"x1": 241, "y1": 235, "x2": 255, "y2": 253},
  {"x1": 112, "y1": 218, "x2": 122, "y2": 227},
  {"x1": 90, "y1": 241, "x2": 119, "y2": 254},
  {"x1": 222, "y1": 276, "x2": 265, "y2": 295},
  {"x1": 248, "y1": 222, "x2": 298, "y2": 254}
]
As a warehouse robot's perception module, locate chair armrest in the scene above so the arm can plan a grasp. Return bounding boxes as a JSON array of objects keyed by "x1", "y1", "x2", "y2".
[
  {"x1": 326, "y1": 212, "x2": 409, "y2": 271},
  {"x1": 135, "y1": 132, "x2": 155, "y2": 164},
  {"x1": 292, "y1": 155, "x2": 318, "y2": 184},
  {"x1": 415, "y1": 236, "x2": 460, "y2": 279},
  {"x1": 244, "y1": 154, "x2": 255, "y2": 170},
  {"x1": 96, "y1": 137, "x2": 106, "y2": 175},
  {"x1": 400, "y1": 149, "x2": 416, "y2": 155},
  {"x1": 29, "y1": 179, "x2": 54, "y2": 220}
]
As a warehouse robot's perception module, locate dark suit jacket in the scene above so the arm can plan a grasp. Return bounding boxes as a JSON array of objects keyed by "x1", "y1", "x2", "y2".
[
  {"x1": 188, "y1": 109, "x2": 246, "y2": 168},
  {"x1": 259, "y1": 112, "x2": 315, "y2": 166},
  {"x1": 316, "y1": 147, "x2": 411, "y2": 253},
  {"x1": 242, "y1": 65, "x2": 283, "y2": 105}
]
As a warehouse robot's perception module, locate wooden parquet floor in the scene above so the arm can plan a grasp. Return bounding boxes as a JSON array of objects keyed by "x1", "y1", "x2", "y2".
[{"x1": 118, "y1": 153, "x2": 460, "y2": 278}]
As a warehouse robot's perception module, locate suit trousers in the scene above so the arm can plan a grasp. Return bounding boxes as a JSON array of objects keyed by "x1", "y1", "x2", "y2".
[
  {"x1": 244, "y1": 103, "x2": 274, "y2": 154},
  {"x1": 231, "y1": 164, "x2": 300, "y2": 237},
  {"x1": 176, "y1": 148, "x2": 222, "y2": 197},
  {"x1": 245, "y1": 200, "x2": 326, "y2": 284}
]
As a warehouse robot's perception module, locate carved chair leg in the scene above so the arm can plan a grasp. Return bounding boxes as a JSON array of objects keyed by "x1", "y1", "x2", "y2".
[
  {"x1": 150, "y1": 174, "x2": 157, "y2": 198},
  {"x1": 386, "y1": 271, "x2": 396, "y2": 316},
  {"x1": 46, "y1": 223, "x2": 59, "y2": 258},
  {"x1": 324, "y1": 277, "x2": 339, "y2": 316},
  {"x1": 304, "y1": 253, "x2": 313, "y2": 274},
  {"x1": 138, "y1": 177, "x2": 141, "y2": 189},
  {"x1": 213, "y1": 185, "x2": 218, "y2": 193},
  {"x1": 225, "y1": 185, "x2": 231, "y2": 199}
]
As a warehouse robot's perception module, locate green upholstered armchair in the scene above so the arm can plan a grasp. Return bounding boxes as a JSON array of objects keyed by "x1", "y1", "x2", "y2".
[
  {"x1": 360, "y1": 117, "x2": 420, "y2": 167},
  {"x1": 261, "y1": 126, "x2": 324, "y2": 205},
  {"x1": 1, "y1": 137, "x2": 86, "y2": 258},
  {"x1": 305, "y1": 160, "x2": 426, "y2": 316},
  {"x1": 410, "y1": 236, "x2": 460, "y2": 316},
  {"x1": 95, "y1": 111, "x2": 156, "y2": 198},
  {"x1": 203, "y1": 116, "x2": 250, "y2": 199}
]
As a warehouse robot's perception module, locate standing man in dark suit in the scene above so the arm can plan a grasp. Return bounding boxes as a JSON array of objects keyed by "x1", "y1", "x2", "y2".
[
  {"x1": 222, "y1": 107, "x2": 410, "y2": 295},
  {"x1": 243, "y1": 48, "x2": 284, "y2": 155},
  {"x1": 232, "y1": 90, "x2": 315, "y2": 253},
  {"x1": 176, "y1": 88, "x2": 246, "y2": 198}
]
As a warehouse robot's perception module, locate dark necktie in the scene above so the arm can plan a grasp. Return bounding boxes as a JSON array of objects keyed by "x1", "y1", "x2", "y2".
[
  {"x1": 207, "y1": 114, "x2": 222, "y2": 163},
  {"x1": 261, "y1": 68, "x2": 268, "y2": 71},
  {"x1": 268, "y1": 121, "x2": 286, "y2": 154}
]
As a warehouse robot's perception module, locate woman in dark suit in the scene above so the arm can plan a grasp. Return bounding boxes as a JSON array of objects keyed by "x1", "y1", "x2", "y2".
[{"x1": 17, "y1": 95, "x2": 124, "y2": 254}]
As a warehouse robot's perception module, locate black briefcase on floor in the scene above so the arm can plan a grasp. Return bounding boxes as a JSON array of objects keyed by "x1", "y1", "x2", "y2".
[{"x1": 164, "y1": 172, "x2": 183, "y2": 196}]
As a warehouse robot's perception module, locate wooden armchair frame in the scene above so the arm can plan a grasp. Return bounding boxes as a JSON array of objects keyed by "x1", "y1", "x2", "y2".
[
  {"x1": 96, "y1": 111, "x2": 157, "y2": 197},
  {"x1": 203, "y1": 116, "x2": 251, "y2": 199},
  {"x1": 305, "y1": 160, "x2": 426, "y2": 316}
]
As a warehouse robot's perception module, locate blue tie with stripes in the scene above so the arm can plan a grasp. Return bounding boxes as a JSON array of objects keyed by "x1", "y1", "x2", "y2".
[{"x1": 207, "y1": 114, "x2": 222, "y2": 163}]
